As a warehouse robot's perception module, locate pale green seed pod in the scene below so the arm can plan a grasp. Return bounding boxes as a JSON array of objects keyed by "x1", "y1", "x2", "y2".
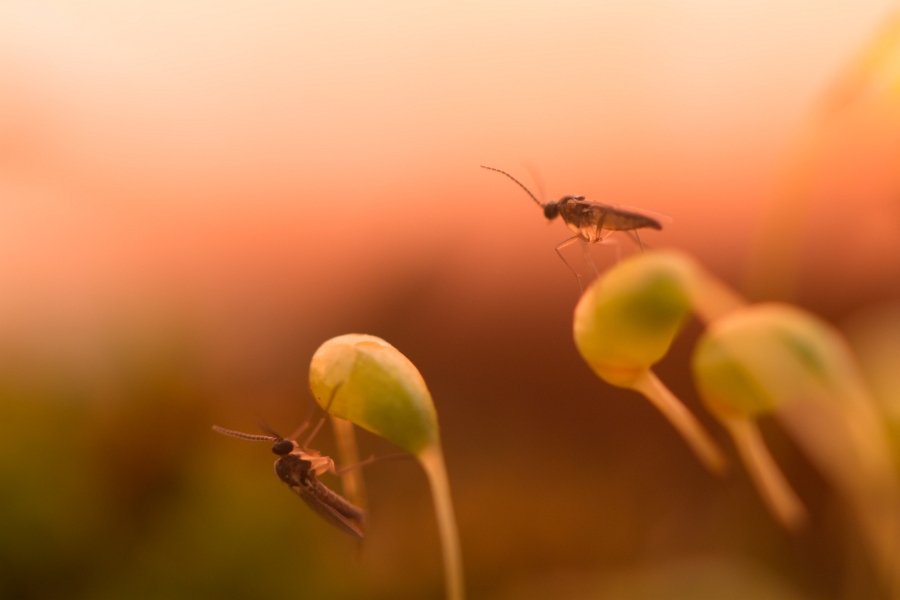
[
  {"x1": 690, "y1": 303, "x2": 872, "y2": 530},
  {"x1": 309, "y1": 334, "x2": 439, "y2": 456},
  {"x1": 573, "y1": 249, "x2": 746, "y2": 388},
  {"x1": 573, "y1": 250, "x2": 695, "y2": 387},
  {"x1": 692, "y1": 303, "x2": 855, "y2": 420},
  {"x1": 573, "y1": 250, "x2": 730, "y2": 474},
  {"x1": 309, "y1": 334, "x2": 464, "y2": 600},
  {"x1": 692, "y1": 304, "x2": 900, "y2": 578}
]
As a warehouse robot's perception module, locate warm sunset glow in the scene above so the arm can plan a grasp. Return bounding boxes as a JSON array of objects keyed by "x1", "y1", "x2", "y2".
[{"x1": 2, "y1": 2, "x2": 899, "y2": 599}]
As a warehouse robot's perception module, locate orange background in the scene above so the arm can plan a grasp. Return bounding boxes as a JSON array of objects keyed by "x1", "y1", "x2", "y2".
[{"x1": 1, "y1": 2, "x2": 900, "y2": 598}]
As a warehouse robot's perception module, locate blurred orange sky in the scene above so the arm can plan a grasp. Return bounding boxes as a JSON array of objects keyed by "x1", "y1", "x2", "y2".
[{"x1": 1, "y1": 0, "x2": 899, "y2": 347}]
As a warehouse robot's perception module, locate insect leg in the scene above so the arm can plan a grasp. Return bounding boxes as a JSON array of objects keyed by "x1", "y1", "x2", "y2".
[
  {"x1": 287, "y1": 421, "x2": 310, "y2": 442},
  {"x1": 300, "y1": 418, "x2": 326, "y2": 449},
  {"x1": 333, "y1": 455, "x2": 376, "y2": 476},
  {"x1": 555, "y1": 235, "x2": 586, "y2": 293},
  {"x1": 589, "y1": 212, "x2": 611, "y2": 269},
  {"x1": 625, "y1": 229, "x2": 645, "y2": 252},
  {"x1": 580, "y1": 238, "x2": 599, "y2": 279},
  {"x1": 331, "y1": 453, "x2": 410, "y2": 476}
]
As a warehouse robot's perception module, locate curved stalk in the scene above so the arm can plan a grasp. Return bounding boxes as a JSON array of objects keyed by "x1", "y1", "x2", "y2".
[
  {"x1": 723, "y1": 417, "x2": 807, "y2": 530},
  {"x1": 418, "y1": 444, "x2": 465, "y2": 600},
  {"x1": 630, "y1": 370, "x2": 728, "y2": 476},
  {"x1": 331, "y1": 416, "x2": 367, "y2": 509}
]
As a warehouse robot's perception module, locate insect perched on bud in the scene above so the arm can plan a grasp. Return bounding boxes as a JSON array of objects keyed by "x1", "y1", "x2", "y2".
[
  {"x1": 213, "y1": 387, "x2": 370, "y2": 538},
  {"x1": 482, "y1": 165, "x2": 664, "y2": 291}
]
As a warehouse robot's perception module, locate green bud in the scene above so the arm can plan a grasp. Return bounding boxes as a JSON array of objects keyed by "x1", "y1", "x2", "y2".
[
  {"x1": 309, "y1": 334, "x2": 439, "y2": 456},
  {"x1": 309, "y1": 335, "x2": 465, "y2": 599},
  {"x1": 692, "y1": 303, "x2": 855, "y2": 419},
  {"x1": 573, "y1": 250, "x2": 695, "y2": 387},
  {"x1": 693, "y1": 307, "x2": 900, "y2": 585}
]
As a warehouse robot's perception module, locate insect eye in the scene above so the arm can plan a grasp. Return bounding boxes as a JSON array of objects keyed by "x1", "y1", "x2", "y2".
[
  {"x1": 272, "y1": 439, "x2": 294, "y2": 455},
  {"x1": 543, "y1": 203, "x2": 559, "y2": 220}
]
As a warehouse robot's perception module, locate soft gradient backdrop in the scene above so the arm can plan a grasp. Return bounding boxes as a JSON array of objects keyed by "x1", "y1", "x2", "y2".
[{"x1": 2, "y1": 2, "x2": 900, "y2": 599}]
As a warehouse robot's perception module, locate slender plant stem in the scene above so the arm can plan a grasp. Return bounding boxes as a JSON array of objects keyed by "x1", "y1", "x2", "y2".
[
  {"x1": 723, "y1": 417, "x2": 807, "y2": 530},
  {"x1": 631, "y1": 370, "x2": 728, "y2": 475},
  {"x1": 331, "y1": 416, "x2": 367, "y2": 509},
  {"x1": 418, "y1": 444, "x2": 465, "y2": 600}
]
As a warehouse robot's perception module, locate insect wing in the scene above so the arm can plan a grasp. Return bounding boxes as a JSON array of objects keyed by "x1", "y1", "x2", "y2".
[
  {"x1": 289, "y1": 482, "x2": 365, "y2": 539},
  {"x1": 607, "y1": 202, "x2": 670, "y2": 229},
  {"x1": 610, "y1": 203, "x2": 671, "y2": 224},
  {"x1": 568, "y1": 198, "x2": 663, "y2": 231}
]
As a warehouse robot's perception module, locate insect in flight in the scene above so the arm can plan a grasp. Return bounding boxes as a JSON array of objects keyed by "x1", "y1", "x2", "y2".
[
  {"x1": 481, "y1": 165, "x2": 664, "y2": 291},
  {"x1": 213, "y1": 389, "x2": 371, "y2": 538}
]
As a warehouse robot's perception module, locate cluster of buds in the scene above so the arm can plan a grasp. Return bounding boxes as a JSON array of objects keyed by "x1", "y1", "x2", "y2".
[{"x1": 573, "y1": 250, "x2": 899, "y2": 590}]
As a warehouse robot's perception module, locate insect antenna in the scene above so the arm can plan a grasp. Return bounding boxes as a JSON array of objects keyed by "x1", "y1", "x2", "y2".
[
  {"x1": 555, "y1": 235, "x2": 586, "y2": 293},
  {"x1": 212, "y1": 426, "x2": 276, "y2": 442},
  {"x1": 481, "y1": 165, "x2": 545, "y2": 208}
]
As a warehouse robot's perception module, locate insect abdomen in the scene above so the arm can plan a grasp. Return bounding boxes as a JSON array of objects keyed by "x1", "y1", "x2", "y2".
[
  {"x1": 607, "y1": 211, "x2": 662, "y2": 231},
  {"x1": 559, "y1": 200, "x2": 662, "y2": 238},
  {"x1": 307, "y1": 478, "x2": 367, "y2": 527}
]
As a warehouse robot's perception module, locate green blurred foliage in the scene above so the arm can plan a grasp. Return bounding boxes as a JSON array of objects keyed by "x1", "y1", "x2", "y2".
[{"x1": 0, "y1": 333, "x2": 371, "y2": 600}]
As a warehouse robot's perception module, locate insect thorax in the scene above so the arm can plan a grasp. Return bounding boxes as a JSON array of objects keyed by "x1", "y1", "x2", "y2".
[
  {"x1": 558, "y1": 199, "x2": 606, "y2": 242},
  {"x1": 274, "y1": 454, "x2": 311, "y2": 486}
]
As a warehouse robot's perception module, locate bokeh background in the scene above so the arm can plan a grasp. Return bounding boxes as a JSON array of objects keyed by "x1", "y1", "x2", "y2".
[{"x1": 2, "y1": 1, "x2": 900, "y2": 598}]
